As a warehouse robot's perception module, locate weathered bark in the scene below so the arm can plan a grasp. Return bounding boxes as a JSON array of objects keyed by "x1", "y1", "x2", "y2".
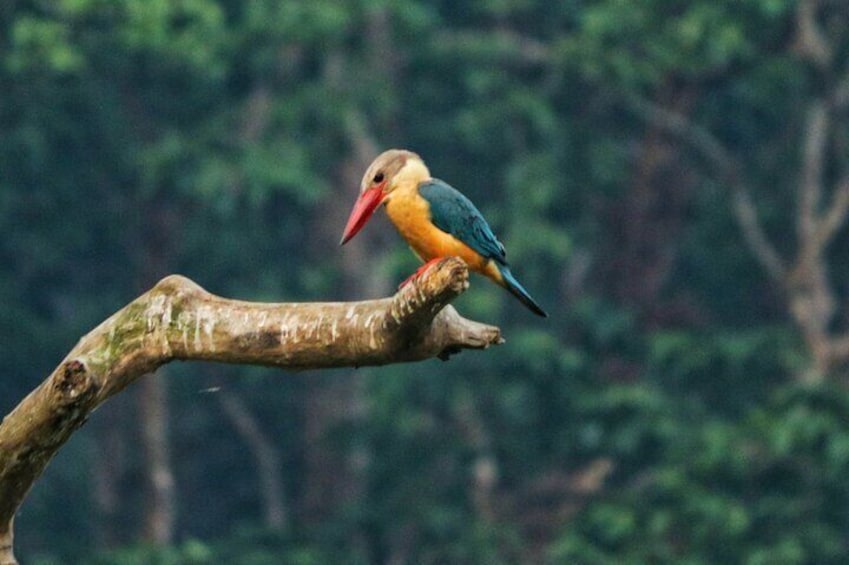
[
  {"x1": 0, "y1": 520, "x2": 11, "y2": 565},
  {"x1": 0, "y1": 258, "x2": 502, "y2": 564}
]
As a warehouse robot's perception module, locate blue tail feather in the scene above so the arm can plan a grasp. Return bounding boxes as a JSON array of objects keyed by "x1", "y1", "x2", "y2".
[{"x1": 497, "y1": 265, "x2": 548, "y2": 317}]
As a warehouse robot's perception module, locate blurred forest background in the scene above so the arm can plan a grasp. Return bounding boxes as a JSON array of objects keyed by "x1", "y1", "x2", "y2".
[{"x1": 3, "y1": 0, "x2": 849, "y2": 563}]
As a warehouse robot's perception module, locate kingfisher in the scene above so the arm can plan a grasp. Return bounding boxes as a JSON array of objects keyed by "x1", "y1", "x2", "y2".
[{"x1": 340, "y1": 149, "x2": 548, "y2": 317}]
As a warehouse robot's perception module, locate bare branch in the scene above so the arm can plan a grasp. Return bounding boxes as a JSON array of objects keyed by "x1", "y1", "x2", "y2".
[
  {"x1": 218, "y1": 392, "x2": 287, "y2": 530},
  {"x1": 795, "y1": 0, "x2": 832, "y2": 69},
  {"x1": 432, "y1": 29, "x2": 550, "y2": 66},
  {"x1": 799, "y1": 100, "x2": 829, "y2": 242},
  {"x1": 830, "y1": 333, "x2": 849, "y2": 364},
  {"x1": 832, "y1": 70, "x2": 849, "y2": 109},
  {"x1": 626, "y1": 94, "x2": 738, "y2": 181},
  {"x1": 732, "y1": 189, "x2": 787, "y2": 283},
  {"x1": 815, "y1": 175, "x2": 849, "y2": 248},
  {"x1": 0, "y1": 258, "x2": 502, "y2": 564}
]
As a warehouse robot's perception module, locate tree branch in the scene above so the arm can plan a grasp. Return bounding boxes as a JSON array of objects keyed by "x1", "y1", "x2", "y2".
[
  {"x1": 830, "y1": 333, "x2": 849, "y2": 364},
  {"x1": 799, "y1": 100, "x2": 829, "y2": 243},
  {"x1": 217, "y1": 392, "x2": 287, "y2": 530},
  {"x1": 795, "y1": 0, "x2": 832, "y2": 69},
  {"x1": 815, "y1": 174, "x2": 849, "y2": 248},
  {"x1": 731, "y1": 189, "x2": 787, "y2": 283},
  {"x1": 0, "y1": 257, "x2": 502, "y2": 565}
]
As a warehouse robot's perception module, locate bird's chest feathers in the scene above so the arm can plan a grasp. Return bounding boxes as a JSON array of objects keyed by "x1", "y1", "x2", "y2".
[
  {"x1": 384, "y1": 188, "x2": 483, "y2": 267},
  {"x1": 385, "y1": 191, "x2": 434, "y2": 251}
]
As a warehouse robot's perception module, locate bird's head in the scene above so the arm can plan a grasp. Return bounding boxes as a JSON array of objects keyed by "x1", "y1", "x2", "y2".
[{"x1": 340, "y1": 149, "x2": 429, "y2": 245}]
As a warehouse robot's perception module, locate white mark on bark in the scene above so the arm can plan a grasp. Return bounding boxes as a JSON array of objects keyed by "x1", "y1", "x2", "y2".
[
  {"x1": 146, "y1": 295, "x2": 173, "y2": 333},
  {"x1": 203, "y1": 309, "x2": 216, "y2": 352},
  {"x1": 280, "y1": 313, "x2": 301, "y2": 344},
  {"x1": 368, "y1": 325, "x2": 378, "y2": 350},
  {"x1": 159, "y1": 330, "x2": 173, "y2": 357},
  {"x1": 163, "y1": 299, "x2": 173, "y2": 327},
  {"x1": 158, "y1": 297, "x2": 174, "y2": 355},
  {"x1": 361, "y1": 312, "x2": 380, "y2": 350},
  {"x1": 194, "y1": 311, "x2": 201, "y2": 350},
  {"x1": 305, "y1": 317, "x2": 320, "y2": 340},
  {"x1": 387, "y1": 306, "x2": 403, "y2": 327},
  {"x1": 193, "y1": 306, "x2": 216, "y2": 351},
  {"x1": 365, "y1": 312, "x2": 382, "y2": 329}
]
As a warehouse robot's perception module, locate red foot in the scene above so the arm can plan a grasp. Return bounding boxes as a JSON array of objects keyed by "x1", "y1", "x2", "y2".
[{"x1": 398, "y1": 258, "x2": 443, "y2": 290}]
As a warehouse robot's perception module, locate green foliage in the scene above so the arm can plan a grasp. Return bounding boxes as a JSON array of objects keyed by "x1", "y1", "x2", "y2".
[
  {"x1": 551, "y1": 384, "x2": 849, "y2": 564},
  {"x1": 85, "y1": 529, "x2": 339, "y2": 565},
  {"x1": 561, "y1": 0, "x2": 793, "y2": 89},
  {"x1": 647, "y1": 328, "x2": 800, "y2": 414}
]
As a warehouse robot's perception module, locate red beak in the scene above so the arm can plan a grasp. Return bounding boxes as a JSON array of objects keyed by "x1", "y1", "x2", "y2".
[{"x1": 340, "y1": 186, "x2": 385, "y2": 245}]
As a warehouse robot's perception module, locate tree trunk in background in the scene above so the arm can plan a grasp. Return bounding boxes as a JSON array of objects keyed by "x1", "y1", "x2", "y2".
[
  {"x1": 91, "y1": 187, "x2": 180, "y2": 549},
  {"x1": 218, "y1": 392, "x2": 288, "y2": 531},
  {"x1": 299, "y1": 141, "x2": 388, "y2": 534},
  {"x1": 602, "y1": 86, "x2": 701, "y2": 331},
  {"x1": 92, "y1": 400, "x2": 130, "y2": 548},
  {"x1": 297, "y1": 22, "x2": 397, "y2": 542},
  {"x1": 453, "y1": 389, "x2": 499, "y2": 544},
  {"x1": 138, "y1": 373, "x2": 176, "y2": 544},
  {"x1": 137, "y1": 195, "x2": 179, "y2": 545}
]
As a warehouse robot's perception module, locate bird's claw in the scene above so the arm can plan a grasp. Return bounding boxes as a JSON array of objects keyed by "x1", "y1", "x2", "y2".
[{"x1": 398, "y1": 258, "x2": 444, "y2": 290}]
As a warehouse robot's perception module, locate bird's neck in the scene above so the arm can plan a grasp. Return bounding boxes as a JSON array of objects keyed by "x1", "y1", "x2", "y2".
[
  {"x1": 392, "y1": 159, "x2": 431, "y2": 195},
  {"x1": 383, "y1": 158, "x2": 431, "y2": 231}
]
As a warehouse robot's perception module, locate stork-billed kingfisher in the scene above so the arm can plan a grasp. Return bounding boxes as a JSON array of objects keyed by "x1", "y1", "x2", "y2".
[{"x1": 340, "y1": 149, "x2": 548, "y2": 317}]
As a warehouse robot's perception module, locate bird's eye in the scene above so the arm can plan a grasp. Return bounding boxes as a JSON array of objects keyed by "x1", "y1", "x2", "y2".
[{"x1": 373, "y1": 172, "x2": 385, "y2": 184}]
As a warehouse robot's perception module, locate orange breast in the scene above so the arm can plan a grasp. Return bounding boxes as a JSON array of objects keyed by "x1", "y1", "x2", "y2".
[{"x1": 384, "y1": 190, "x2": 492, "y2": 275}]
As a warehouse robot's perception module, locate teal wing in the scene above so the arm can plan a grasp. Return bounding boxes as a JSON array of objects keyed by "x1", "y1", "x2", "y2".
[
  {"x1": 418, "y1": 179, "x2": 548, "y2": 317},
  {"x1": 418, "y1": 179, "x2": 507, "y2": 265}
]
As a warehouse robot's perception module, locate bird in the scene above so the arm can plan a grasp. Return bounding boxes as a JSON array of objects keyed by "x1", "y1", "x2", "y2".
[{"x1": 340, "y1": 149, "x2": 548, "y2": 317}]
